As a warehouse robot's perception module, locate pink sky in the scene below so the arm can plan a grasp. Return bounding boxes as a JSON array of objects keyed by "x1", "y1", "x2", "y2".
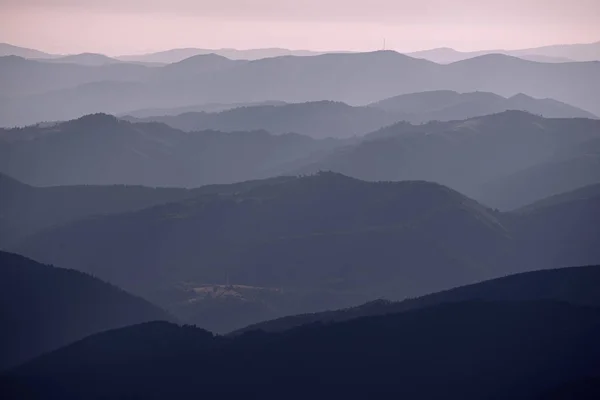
[{"x1": 1, "y1": 0, "x2": 599, "y2": 55}]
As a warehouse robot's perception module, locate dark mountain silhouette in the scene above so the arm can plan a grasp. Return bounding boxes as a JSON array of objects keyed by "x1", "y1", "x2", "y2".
[
  {"x1": 370, "y1": 90, "x2": 597, "y2": 121},
  {"x1": 11, "y1": 172, "x2": 600, "y2": 332},
  {"x1": 4, "y1": 301, "x2": 600, "y2": 399},
  {"x1": 298, "y1": 111, "x2": 600, "y2": 206},
  {"x1": 2, "y1": 51, "x2": 600, "y2": 127},
  {"x1": 0, "y1": 114, "x2": 337, "y2": 187},
  {"x1": 0, "y1": 251, "x2": 171, "y2": 370},
  {"x1": 125, "y1": 101, "x2": 402, "y2": 138},
  {"x1": 233, "y1": 265, "x2": 600, "y2": 335}
]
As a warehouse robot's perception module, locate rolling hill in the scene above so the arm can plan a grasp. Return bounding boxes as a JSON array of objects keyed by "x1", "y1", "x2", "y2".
[
  {"x1": 10, "y1": 172, "x2": 514, "y2": 332},
  {"x1": 118, "y1": 47, "x2": 325, "y2": 63},
  {"x1": 40, "y1": 53, "x2": 123, "y2": 66},
  {"x1": 408, "y1": 41, "x2": 600, "y2": 63},
  {"x1": 125, "y1": 101, "x2": 402, "y2": 138},
  {"x1": 0, "y1": 251, "x2": 171, "y2": 370},
  {"x1": 126, "y1": 93, "x2": 595, "y2": 139},
  {"x1": 0, "y1": 43, "x2": 57, "y2": 59},
  {"x1": 297, "y1": 111, "x2": 600, "y2": 204},
  {"x1": 476, "y1": 136, "x2": 600, "y2": 209},
  {"x1": 370, "y1": 90, "x2": 597, "y2": 121},
  {"x1": 4, "y1": 301, "x2": 600, "y2": 399},
  {"x1": 10, "y1": 173, "x2": 600, "y2": 332},
  {"x1": 0, "y1": 171, "x2": 295, "y2": 247},
  {"x1": 233, "y1": 264, "x2": 600, "y2": 334},
  {"x1": 0, "y1": 113, "x2": 338, "y2": 187}
]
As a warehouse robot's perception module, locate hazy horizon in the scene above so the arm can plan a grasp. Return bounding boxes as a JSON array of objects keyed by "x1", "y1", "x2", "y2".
[{"x1": 1, "y1": 0, "x2": 599, "y2": 56}]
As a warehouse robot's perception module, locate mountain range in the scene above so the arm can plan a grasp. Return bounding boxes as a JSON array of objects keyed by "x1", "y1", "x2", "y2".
[
  {"x1": 297, "y1": 111, "x2": 600, "y2": 208},
  {"x1": 2, "y1": 50, "x2": 600, "y2": 126},
  {"x1": 3, "y1": 111, "x2": 599, "y2": 211},
  {"x1": 7, "y1": 172, "x2": 600, "y2": 332},
  {"x1": 0, "y1": 113, "x2": 336, "y2": 187},
  {"x1": 4, "y1": 41, "x2": 599, "y2": 64},
  {"x1": 125, "y1": 92, "x2": 596, "y2": 139}
]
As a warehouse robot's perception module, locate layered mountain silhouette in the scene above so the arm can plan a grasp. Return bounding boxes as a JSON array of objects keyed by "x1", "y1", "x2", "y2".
[
  {"x1": 234, "y1": 264, "x2": 600, "y2": 334},
  {"x1": 118, "y1": 47, "x2": 326, "y2": 63},
  {"x1": 2, "y1": 51, "x2": 600, "y2": 126},
  {"x1": 124, "y1": 100, "x2": 288, "y2": 118},
  {"x1": 9, "y1": 173, "x2": 600, "y2": 332},
  {"x1": 0, "y1": 43, "x2": 56, "y2": 59},
  {"x1": 4, "y1": 301, "x2": 600, "y2": 399},
  {"x1": 408, "y1": 41, "x2": 600, "y2": 63},
  {"x1": 0, "y1": 171, "x2": 295, "y2": 247},
  {"x1": 298, "y1": 111, "x2": 600, "y2": 206},
  {"x1": 3, "y1": 111, "x2": 599, "y2": 207},
  {"x1": 39, "y1": 53, "x2": 123, "y2": 67},
  {"x1": 0, "y1": 251, "x2": 171, "y2": 370},
  {"x1": 125, "y1": 101, "x2": 401, "y2": 138},
  {"x1": 126, "y1": 93, "x2": 595, "y2": 139},
  {"x1": 0, "y1": 114, "x2": 334, "y2": 187},
  {"x1": 408, "y1": 48, "x2": 574, "y2": 64},
  {"x1": 370, "y1": 90, "x2": 597, "y2": 121},
  {"x1": 478, "y1": 136, "x2": 600, "y2": 209}
]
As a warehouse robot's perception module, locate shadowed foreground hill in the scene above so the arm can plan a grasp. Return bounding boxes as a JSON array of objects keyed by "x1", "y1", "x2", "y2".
[
  {"x1": 0, "y1": 251, "x2": 172, "y2": 370},
  {"x1": 4, "y1": 301, "x2": 600, "y2": 399},
  {"x1": 233, "y1": 265, "x2": 600, "y2": 334}
]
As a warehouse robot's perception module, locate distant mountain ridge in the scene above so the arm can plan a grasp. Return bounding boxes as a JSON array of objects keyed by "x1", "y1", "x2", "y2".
[
  {"x1": 2, "y1": 50, "x2": 600, "y2": 126},
  {"x1": 125, "y1": 92, "x2": 596, "y2": 139},
  {"x1": 369, "y1": 90, "x2": 597, "y2": 121},
  {"x1": 408, "y1": 41, "x2": 600, "y2": 63},
  {"x1": 118, "y1": 47, "x2": 329, "y2": 63}
]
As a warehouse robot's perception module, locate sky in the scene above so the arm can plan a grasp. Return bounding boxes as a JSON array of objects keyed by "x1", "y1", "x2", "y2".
[{"x1": 0, "y1": 0, "x2": 599, "y2": 55}]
